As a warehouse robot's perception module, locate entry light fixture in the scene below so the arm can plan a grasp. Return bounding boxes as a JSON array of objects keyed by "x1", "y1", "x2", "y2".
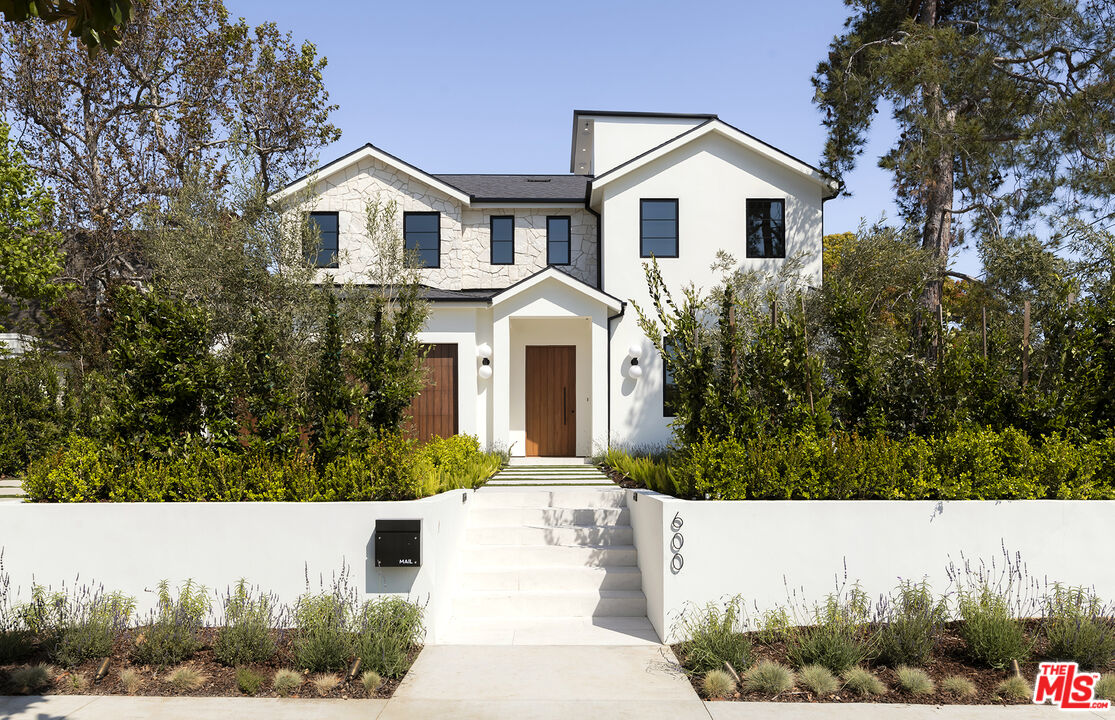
[
  {"x1": 477, "y1": 343, "x2": 493, "y2": 380},
  {"x1": 627, "y1": 343, "x2": 643, "y2": 379}
]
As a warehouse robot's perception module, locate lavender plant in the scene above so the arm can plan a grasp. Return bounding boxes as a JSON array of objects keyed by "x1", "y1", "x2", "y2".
[
  {"x1": 0, "y1": 551, "x2": 34, "y2": 662},
  {"x1": 292, "y1": 567, "x2": 355, "y2": 672},
  {"x1": 213, "y1": 580, "x2": 283, "y2": 666},
  {"x1": 131, "y1": 580, "x2": 210, "y2": 666},
  {"x1": 353, "y1": 596, "x2": 424, "y2": 677},
  {"x1": 51, "y1": 584, "x2": 135, "y2": 667},
  {"x1": 948, "y1": 548, "x2": 1037, "y2": 669},
  {"x1": 1041, "y1": 584, "x2": 1115, "y2": 670}
]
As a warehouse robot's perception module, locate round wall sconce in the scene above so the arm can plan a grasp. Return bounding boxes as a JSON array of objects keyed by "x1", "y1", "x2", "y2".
[
  {"x1": 628, "y1": 343, "x2": 643, "y2": 379},
  {"x1": 477, "y1": 343, "x2": 493, "y2": 379}
]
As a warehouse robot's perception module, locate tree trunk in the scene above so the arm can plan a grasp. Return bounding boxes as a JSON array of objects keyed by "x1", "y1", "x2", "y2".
[{"x1": 915, "y1": 0, "x2": 955, "y2": 363}]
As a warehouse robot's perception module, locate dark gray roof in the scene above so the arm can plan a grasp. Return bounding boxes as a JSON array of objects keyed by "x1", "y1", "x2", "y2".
[
  {"x1": 420, "y1": 287, "x2": 500, "y2": 302},
  {"x1": 433, "y1": 174, "x2": 589, "y2": 202}
]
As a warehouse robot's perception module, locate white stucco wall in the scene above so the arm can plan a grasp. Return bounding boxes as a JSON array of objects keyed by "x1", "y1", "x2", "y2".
[
  {"x1": 602, "y1": 131, "x2": 825, "y2": 449},
  {"x1": 298, "y1": 159, "x2": 598, "y2": 291},
  {"x1": 0, "y1": 492, "x2": 471, "y2": 642},
  {"x1": 628, "y1": 492, "x2": 1115, "y2": 643},
  {"x1": 421, "y1": 306, "x2": 486, "y2": 447},
  {"x1": 589, "y1": 116, "x2": 706, "y2": 176}
]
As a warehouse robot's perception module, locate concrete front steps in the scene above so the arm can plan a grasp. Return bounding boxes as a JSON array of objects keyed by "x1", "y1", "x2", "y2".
[
  {"x1": 485, "y1": 463, "x2": 614, "y2": 488},
  {"x1": 0, "y1": 477, "x2": 25, "y2": 503},
  {"x1": 442, "y1": 481, "x2": 659, "y2": 645}
]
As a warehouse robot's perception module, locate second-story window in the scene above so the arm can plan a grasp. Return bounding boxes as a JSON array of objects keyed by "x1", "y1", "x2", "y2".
[
  {"x1": 404, "y1": 211, "x2": 440, "y2": 268},
  {"x1": 547, "y1": 216, "x2": 571, "y2": 266},
  {"x1": 745, "y1": 199, "x2": 785, "y2": 259},
  {"x1": 307, "y1": 211, "x2": 339, "y2": 268},
  {"x1": 640, "y1": 199, "x2": 678, "y2": 258},
  {"x1": 490, "y1": 215, "x2": 514, "y2": 265}
]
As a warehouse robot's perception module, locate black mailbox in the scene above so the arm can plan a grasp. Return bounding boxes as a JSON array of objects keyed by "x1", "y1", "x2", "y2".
[{"x1": 375, "y1": 519, "x2": 421, "y2": 567}]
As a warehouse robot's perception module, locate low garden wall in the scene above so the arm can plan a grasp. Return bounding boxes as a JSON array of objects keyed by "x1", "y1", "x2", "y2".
[
  {"x1": 627, "y1": 489, "x2": 1115, "y2": 643},
  {"x1": 0, "y1": 490, "x2": 471, "y2": 642}
]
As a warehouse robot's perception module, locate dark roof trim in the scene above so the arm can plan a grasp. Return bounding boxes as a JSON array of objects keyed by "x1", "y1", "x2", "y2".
[
  {"x1": 467, "y1": 197, "x2": 586, "y2": 204},
  {"x1": 573, "y1": 110, "x2": 718, "y2": 120}
]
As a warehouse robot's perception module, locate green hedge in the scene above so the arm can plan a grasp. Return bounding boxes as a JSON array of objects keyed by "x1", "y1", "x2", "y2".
[
  {"x1": 23, "y1": 434, "x2": 503, "y2": 503},
  {"x1": 620, "y1": 428, "x2": 1115, "y2": 500}
]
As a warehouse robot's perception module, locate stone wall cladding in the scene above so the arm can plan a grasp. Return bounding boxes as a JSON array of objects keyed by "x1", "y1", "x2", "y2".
[{"x1": 298, "y1": 159, "x2": 598, "y2": 290}]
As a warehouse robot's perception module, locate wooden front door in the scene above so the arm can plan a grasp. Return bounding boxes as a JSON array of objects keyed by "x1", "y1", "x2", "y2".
[
  {"x1": 405, "y1": 343, "x2": 458, "y2": 443},
  {"x1": 525, "y1": 345, "x2": 576, "y2": 456}
]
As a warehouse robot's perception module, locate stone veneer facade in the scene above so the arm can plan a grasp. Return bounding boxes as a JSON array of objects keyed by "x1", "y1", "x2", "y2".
[{"x1": 299, "y1": 156, "x2": 598, "y2": 290}]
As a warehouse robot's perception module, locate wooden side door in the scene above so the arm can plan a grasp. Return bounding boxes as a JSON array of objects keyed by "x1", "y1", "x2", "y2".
[
  {"x1": 525, "y1": 345, "x2": 576, "y2": 456},
  {"x1": 405, "y1": 343, "x2": 458, "y2": 443}
]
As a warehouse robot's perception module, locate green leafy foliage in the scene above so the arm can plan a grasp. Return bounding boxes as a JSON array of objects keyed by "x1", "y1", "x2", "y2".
[{"x1": 0, "y1": 352, "x2": 72, "y2": 476}]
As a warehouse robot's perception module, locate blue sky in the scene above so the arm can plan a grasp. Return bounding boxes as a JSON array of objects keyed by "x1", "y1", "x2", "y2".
[{"x1": 227, "y1": 0, "x2": 977, "y2": 273}]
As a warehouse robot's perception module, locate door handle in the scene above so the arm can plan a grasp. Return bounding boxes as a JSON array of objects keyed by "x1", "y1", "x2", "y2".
[{"x1": 563, "y1": 388, "x2": 566, "y2": 424}]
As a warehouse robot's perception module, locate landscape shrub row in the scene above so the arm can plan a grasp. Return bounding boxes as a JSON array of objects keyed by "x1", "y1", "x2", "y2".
[
  {"x1": 0, "y1": 565, "x2": 423, "y2": 697},
  {"x1": 606, "y1": 428, "x2": 1115, "y2": 500},
  {"x1": 22, "y1": 434, "x2": 502, "y2": 503},
  {"x1": 675, "y1": 565, "x2": 1115, "y2": 704}
]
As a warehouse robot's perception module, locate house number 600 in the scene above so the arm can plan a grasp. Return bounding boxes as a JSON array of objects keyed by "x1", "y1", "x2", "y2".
[{"x1": 669, "y1": 512, "x2": 684, "y2": 574}]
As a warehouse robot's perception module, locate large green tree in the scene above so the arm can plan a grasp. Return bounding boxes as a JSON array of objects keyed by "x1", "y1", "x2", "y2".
[
  {"x1": 0, "y1": 0, "x2": 340, "y2": 363},
  {"x1": 0, "y1": 0, "x2": 133, "y2": 53},
  {"x1": 0, "y1": 122, "x2": 65, "y2": 332},
  {"x1": 814, "y1": 0, "x2": 1115, "y2": 338}
]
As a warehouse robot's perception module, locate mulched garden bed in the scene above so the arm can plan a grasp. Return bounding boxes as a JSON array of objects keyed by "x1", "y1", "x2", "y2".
[
  {"x1": 673, "y1": 623, "x2": 1059, "y2": 705},
  {"x1": 0, "y1": 628, "x2": 418, "y2": 699}
]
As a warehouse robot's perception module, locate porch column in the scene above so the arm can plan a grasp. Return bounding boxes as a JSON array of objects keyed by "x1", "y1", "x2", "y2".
[
  {"x1": 591, "y1": 313, "x2": 609, "y2": 453},
  {"x1": 491, "y1": 313, "x2": 512, "y2": 453}
]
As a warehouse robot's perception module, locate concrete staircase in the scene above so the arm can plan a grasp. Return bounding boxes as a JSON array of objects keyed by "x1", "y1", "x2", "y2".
[
  {"x1": 441, "y1": 466, "x2": 658, "y2": 645},
  {"x1": 0, "y1": 477, "x2": 25, "y2": 503}
]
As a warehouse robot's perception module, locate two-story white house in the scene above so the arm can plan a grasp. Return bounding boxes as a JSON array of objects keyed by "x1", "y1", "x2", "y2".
[{"x1": 270, "y1": 111, "x2": 838, "y2": 457}]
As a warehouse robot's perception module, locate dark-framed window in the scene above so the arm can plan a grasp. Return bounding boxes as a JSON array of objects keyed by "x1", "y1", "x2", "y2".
[
  {"x1": 663, "y1": 336, "x2": 679, "y2": 417},
  {"x1": 490, "y1": 215, "x2": 515, "y2": 265},
  {"x1": 307, "y1": 211, "x2": 339, "y2": 268},
  {"x1": 404, "y1": 211, "x2": 440, "y2": 268},
  {"x1": 745, "y1": 199, "x2": 786, "y2": 259},
  {"x1": 640, "y1": 199, "x2": 678, "y2": 258},
  {"x1": 546, "y1": 216, "x2": 571, "y2": 266}
]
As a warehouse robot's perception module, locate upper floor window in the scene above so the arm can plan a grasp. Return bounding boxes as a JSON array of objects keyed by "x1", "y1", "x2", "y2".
[
  {"x1": 746, "y1": 199, "x2": 785, "y2": 259},
  {"x1": 490, "y1": 215, "x2": 515, "y2": 265},
  {"x1": 640, "y1": 199, "x2": 678, "y2": 258},
  {"x1": 307, "y1": 211, "x2": 339, "y2": 268},
  {"x1": 547, "y1": 216, "x2": 571, "y2": 266},
  {"x1": 404, "y1": 211, "x2": 440, "y2": 268}
]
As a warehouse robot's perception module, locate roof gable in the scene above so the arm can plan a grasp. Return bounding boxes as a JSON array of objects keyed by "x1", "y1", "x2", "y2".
[
  {"x1": 490, "y1": 267, "x2": 623, "y2": 314},
  {"x1": 588, "y1": 120, "x2": 838, "y2": 206},
  {"x1": 269, "y1": 143, "x2": 471, "y2": 205}
]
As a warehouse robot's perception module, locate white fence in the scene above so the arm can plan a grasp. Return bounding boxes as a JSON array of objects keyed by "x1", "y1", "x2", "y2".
[
  {"x1": 0, "y1": 490, "x2": 470, "y2": 642},
  {"x1": 627, "y1": 490, "x2": 1115, "y2": 643}
]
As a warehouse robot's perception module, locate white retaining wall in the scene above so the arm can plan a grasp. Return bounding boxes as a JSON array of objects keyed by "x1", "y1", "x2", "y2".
[
  {"x1": 0, "y1": 490, "x2": 471, "y2": 642},
  {"x1": 627, "y1": 490, "x2": 1115, "y2": 643}
]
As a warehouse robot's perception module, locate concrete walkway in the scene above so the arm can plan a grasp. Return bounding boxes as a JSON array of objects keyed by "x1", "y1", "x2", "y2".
[{"x1": 0, "y1": 693, "x2": 1088, "y2": 719}]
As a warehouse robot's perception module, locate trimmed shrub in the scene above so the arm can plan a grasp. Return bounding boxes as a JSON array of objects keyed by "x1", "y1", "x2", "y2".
[
  {"x1": 419, "y1": 435, "x2": 503, "y2": 492},
  {"x1": 675, "y1": 597, "x2": 752, "y2": 675},
  {"x1": 131, "y1": 580, "x2": 209, "y2": 667},
  {"x1": 1041, "y1": 584, "x2": 1115, "y2": 670},
  {"x1": 702, "y1": 669, "x2": 736, "y2": 698},
  {"x1": 742, "y1": 660, "x2": 795, "y2": 695}
]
